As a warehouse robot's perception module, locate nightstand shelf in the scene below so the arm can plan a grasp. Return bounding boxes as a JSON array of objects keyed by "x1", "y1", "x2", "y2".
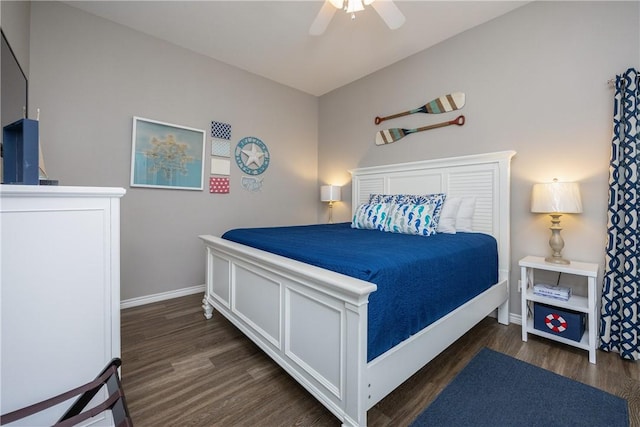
[
  {"x1": 523, "y1": 317, "x2": 590, "y2": 350},
  {"x1": 524, "y1": 288, "x2": 589, "y2": 313},
  {"x1": 519, "y1": 255, "x2": 599, "y2": 364}
]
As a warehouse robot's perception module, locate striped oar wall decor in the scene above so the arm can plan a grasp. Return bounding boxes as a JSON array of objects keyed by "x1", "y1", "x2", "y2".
[
  {"x1": 375, "y1": 115, "x2": 465, "y2": 146},
  {"x1": 375, "y1": 92, "x2": 465, "y2": 125}
]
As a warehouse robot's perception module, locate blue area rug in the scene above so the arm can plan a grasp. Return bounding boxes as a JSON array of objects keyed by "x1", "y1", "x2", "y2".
[{"x1": 410, "y1": 348, "x2": 629, "y2": 427}]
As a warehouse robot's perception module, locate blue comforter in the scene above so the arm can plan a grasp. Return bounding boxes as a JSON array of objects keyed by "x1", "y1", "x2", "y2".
[{"x1": 222, "y1": 222, "x2": 498, "y2": 361}]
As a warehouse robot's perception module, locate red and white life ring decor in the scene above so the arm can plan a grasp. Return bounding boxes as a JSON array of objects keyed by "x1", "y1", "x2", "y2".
[{"x1": 545, "y1": 313, "x2": 568, "y2": 333}]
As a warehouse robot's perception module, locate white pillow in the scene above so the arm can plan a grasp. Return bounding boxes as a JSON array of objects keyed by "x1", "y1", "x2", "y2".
[
  {"x1": 456, "y1": 197, "x2": 476, "y2": 232},
  {"x1": 437, "y1": 197, "x2": 462, "y2": 234}
]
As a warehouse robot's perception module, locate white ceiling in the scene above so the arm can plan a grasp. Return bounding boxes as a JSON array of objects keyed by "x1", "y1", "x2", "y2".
[{"x1": 65, "y1": 1, "x2": 529, "y2": 96}]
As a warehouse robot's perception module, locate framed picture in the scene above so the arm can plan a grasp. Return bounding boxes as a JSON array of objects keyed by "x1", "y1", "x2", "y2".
[{"x1": 130, "y1": 117, "x2": 206, "y2": 190}]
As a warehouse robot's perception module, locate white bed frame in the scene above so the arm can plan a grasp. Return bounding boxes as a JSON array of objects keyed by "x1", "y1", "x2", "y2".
[{"x1": 200, "y1": 150, "x2": 515, "y2": 426}]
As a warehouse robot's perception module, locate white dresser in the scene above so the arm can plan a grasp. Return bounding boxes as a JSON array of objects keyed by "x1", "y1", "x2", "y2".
[{"x1": 1, "y1": 185, "x2": 125, "y2": 426}]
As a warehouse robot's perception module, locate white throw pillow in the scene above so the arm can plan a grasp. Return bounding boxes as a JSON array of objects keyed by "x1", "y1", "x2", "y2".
[
  {"x1": 456, "y1": 197, "x2": 476, "y2": 232},
  {"x1": 437, "y1": 197, "x2": 462, "y2": 234}
]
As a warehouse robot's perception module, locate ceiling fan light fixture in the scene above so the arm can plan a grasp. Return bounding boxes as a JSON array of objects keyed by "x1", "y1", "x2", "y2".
[
  {"x1": 310, "y1": 0, "x2": 405, "y2": 35},
  {"x1": 345, "y1": 0, "x2": 364, "y2": 14}
]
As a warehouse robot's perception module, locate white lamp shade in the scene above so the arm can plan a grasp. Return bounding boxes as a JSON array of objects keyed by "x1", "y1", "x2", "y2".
[
  {"x1": 321, "y1": 185, "x2": 341, "y2": 202},
  {"x1": 531, "y1": 180, "x2": 583, "y2": 214}
]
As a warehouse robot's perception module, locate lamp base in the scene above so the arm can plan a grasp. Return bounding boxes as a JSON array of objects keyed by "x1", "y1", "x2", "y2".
[
  {"x1": 544, "y1": 255, "x2": 570, "y2": 265},
  {"x1": 545, "y1": 214, "x2": 570, "y2": 265}
]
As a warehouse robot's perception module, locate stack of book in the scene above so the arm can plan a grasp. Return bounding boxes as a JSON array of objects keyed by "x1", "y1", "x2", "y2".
[{"x1": 533, "y1": 283, "x2": 572, "y2": 301}]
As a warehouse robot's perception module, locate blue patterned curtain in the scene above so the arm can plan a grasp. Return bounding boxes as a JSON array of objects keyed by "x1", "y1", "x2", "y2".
[{"x1": 601, "y1": 67, "x2": 640, "y2": 361}]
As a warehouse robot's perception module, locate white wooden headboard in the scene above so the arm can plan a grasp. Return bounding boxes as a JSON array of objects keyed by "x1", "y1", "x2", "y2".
[{"x1": 349, "y1": 151, "x2": 516, "y2": 280}]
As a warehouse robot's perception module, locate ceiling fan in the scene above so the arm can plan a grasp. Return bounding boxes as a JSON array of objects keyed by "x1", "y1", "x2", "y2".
[{"x1": 309, "y1": 0, "x2": 406, "y2": 36}]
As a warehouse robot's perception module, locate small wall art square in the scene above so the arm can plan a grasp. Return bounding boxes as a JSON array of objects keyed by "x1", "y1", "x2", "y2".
[
  {"x1": 131, "y1": 117, "x2": 206, "y2": 190},
  {"x1": 210, "y1": 177, "x2": 230, "y2": 194}
]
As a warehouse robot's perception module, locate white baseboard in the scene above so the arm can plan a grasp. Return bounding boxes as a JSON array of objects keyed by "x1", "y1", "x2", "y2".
[
  {"x1": 120, "y1": 284, "x2": 205, "y2": 309},
  {"x1": 487, "y1": 309, "x2": 521, "y2": 325},
  {"x1": 510, "y1": 313, "x2": 522, "y2": 325}
]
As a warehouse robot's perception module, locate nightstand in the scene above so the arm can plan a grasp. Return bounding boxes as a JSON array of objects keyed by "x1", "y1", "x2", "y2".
[{"x1": 519, "y1": 255, "x2": 599, "y2": 364}]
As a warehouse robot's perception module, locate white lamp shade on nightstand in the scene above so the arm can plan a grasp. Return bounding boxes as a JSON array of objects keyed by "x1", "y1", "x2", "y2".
[
  {"x1": 531, "y1": 179, "x2": 582, "y2": 265},
  {"x1": 321, "y1": 185, "x2": 341, "y2": 202},
  {"x1": 531, "y1": 180, "x2": 583, "y2": 214}
]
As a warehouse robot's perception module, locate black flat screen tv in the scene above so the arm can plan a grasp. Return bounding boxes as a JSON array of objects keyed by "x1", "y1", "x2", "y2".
[{"x1": 1, "y1": 29, "x2": 28, "y2": 128}]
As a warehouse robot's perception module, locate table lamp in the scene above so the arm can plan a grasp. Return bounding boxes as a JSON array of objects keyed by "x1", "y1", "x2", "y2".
[
  {"x1": 321, "y1": 185, "x2": 341, "y2": 223},
  {"x1": 531, "y1": 179, "x2": 583, "y2": 264}
]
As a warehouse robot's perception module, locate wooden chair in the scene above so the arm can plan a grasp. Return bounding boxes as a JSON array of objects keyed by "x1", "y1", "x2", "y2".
[{"x1": 1, "y1": 358, "x2": 133, "y2": 427}]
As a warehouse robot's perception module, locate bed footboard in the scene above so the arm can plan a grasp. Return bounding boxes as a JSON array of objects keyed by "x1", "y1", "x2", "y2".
[
  {"x1": 365, "y1": 278, "x2": 508, "y2": 408},
  {"x1": 200, "y1": 235, "x2": 376, "y2": 426}
]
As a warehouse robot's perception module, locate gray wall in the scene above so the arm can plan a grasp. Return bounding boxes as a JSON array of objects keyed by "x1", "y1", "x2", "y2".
[
  {"x1": 18, "y1": 1, "x2": 640, "y2": 315},
  {"x1": 318, "y1": 1, "x2": 640, "y2": 318},
  {"x1": 28, "y1": 2, "x2": 319, "y2": 301}
]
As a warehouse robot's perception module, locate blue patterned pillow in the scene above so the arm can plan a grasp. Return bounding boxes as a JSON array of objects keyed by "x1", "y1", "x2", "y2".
[
  {"x1": 385, "y1": 196, "x2": 445, "y2": 236},
  {"x1": 351, "y1": 203, "x2": 391, "y2": 231},
  {"x1": 369, "y1": 193, "x2": 446, "y2": 205},
  {"x1": 369, "y1": 194, "x2": 417, "y2": 204}
]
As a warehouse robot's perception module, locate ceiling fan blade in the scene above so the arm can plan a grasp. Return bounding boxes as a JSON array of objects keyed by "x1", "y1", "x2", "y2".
[
  {"x1": 310, "y1": 1, "x2": 338, "y2": 36},
  {"x1": 371, "y1": 0, "x2": 406, "y2": 30}
]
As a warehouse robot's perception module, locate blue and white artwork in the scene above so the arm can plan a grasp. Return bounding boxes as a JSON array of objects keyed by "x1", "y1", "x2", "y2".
[
  {"x1": 131, "y1": 117, "x2": 205, "y2": 190},
  {"x1": 211, "y1": 120, "x2": 231, "y2": 140},
  {"x1": 211, "y1": 139, "x2": 231, "y2": 157}
]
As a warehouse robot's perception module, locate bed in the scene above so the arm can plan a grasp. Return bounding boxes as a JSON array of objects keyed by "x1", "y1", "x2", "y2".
[{"x1": 200, "y1": 150, "x2": 515, "y2": 426}]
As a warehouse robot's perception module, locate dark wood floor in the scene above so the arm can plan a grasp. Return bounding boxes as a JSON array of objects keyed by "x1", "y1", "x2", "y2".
[{"x1": 121, "y1": 293, "x2": 639, "y2": 426}]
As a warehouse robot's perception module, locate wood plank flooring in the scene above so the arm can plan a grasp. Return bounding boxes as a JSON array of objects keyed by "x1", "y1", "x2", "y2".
[{"x1": 121, "y1": 293, "x2": 639, "y2": 426}]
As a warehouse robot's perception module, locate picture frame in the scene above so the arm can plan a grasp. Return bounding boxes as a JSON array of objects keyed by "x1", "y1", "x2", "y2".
[{"x1": 130, "y1": 117, "x2": 206, "y2": 190}]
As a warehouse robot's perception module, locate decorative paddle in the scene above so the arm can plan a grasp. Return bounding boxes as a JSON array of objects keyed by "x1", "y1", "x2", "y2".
[
  {"x1": 375, "y1": 115, "x2": 465, "y2": 146},
  {"x1": 374, "y1": 92, "x2": 465, "y2": 125}
]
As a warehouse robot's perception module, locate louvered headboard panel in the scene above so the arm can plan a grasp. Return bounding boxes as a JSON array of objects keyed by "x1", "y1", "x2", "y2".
[
  {"x1": 447, "y1": 169, "x2": 495, "y2": 235},
  {"x1": 349, "y1": 151, "x2": 515, "y2": 278}
]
